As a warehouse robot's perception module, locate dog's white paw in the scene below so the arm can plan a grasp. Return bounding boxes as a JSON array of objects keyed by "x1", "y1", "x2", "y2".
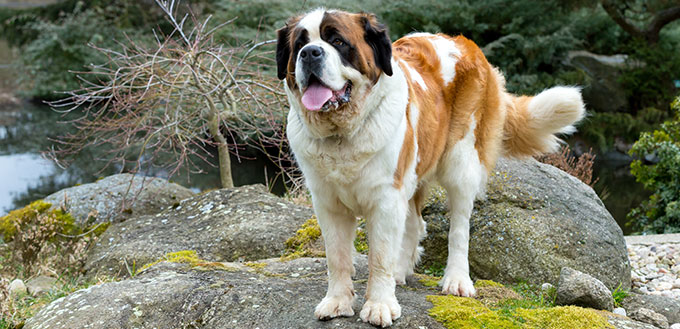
[
  {"x1": 314, "y1": 295, "x2": 355, "y2": 320},
  {"x1": 359, "y1": 298, "x2": 401, "y2": 328},
  {"x1": 441, "y1": 271, "x2": 476, "y2": 297}
]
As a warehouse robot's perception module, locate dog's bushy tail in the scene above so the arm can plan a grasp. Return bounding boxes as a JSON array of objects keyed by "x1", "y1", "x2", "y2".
[{"x1": 502, "y1": 86, "x2": 585, "y2": 157}]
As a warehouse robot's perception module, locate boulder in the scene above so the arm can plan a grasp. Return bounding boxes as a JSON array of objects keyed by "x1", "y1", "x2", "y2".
[
  {"x1": 23, "y1": 257, "x2": 661, "y2": 329},
  {"x1": 555, "y1": 267, "x2": 614, "y2": 311},
  {"x1": 609, "y1": 316, "x2": 664, "y2": 329},
  {"x1": 8, "y1": 278, "x2": 26, "y2": 296},
  {"x1": 613, "y1": 307, "x2": 627, "y2": 317},
  {"x1": 25, "y1": 276, "x2": 57, "y2": 296},
  {"x1": 420, "y1": 157, "x2": 631, "y2": 290},
  {"x1": 25, "y1": 257, "x2": 444, "y2": 329},
  {"x1": 565, "y1": 50, "x2": 629, "y2": 113},
  {"x1": 44, "y1": 174, "x2": 195, "y2": 226},
  {"x1": 84, "y1": 185, "x2": 314, "y2": 277},
  {"x1": 622, "y1": 293, "x2": 680, "y2": 324},
  {"x1": 630, "y1": 308, "x2": 669, "y2": 329}
]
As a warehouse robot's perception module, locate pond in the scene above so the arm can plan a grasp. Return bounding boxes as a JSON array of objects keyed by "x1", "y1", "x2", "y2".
[{"x1": 0, "y1": 100, "x2": 288, "y2": 213}]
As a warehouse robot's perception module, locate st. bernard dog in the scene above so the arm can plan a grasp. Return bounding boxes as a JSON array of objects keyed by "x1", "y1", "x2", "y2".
[{"x1": 277, "y1": 8, "x2": 585, "y2": 327}]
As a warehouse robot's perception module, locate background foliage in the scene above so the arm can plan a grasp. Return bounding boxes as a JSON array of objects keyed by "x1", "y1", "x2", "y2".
[
  {"x1": 628, "y1": 96, "x2": 680, "y2": 233},
  {"x1": 1, "y1": 0, "x2": 679, "y2": 232}
]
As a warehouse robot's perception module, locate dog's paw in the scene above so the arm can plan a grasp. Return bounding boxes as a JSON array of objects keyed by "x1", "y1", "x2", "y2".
[
  {"x1": 314, "y1": 295, "x2": 355, "y2": 320},
  {"x1": 359, "y1": 298, "x2": 401, "y2": 328},
  {"x1": 441, "y1": 271, "x2": 476, "y2": 297}
]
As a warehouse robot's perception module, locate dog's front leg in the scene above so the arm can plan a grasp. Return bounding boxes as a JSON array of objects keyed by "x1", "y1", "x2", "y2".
[
  {"x1": 360, "y1": 196, "x2": 406, "y2": 327},
  {"x1": 314, "y1": 201, "x2": 357, "y2": 320}
]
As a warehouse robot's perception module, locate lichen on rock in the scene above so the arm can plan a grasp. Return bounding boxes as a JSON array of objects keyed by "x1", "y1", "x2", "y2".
[
  {"x1": 140, "y1": 250, "x2": 236, "y2": 273},
  {"x1": 427, "y1": 295, "x2": 613, "y2": 329},
  {"x1": 282, "y1": 216, "x2": 324, "y2": 260}
]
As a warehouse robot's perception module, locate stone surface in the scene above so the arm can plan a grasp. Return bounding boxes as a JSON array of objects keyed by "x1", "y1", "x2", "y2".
[
  {"x1": 630, "y1": 308, "x2": 669, "y2": 329},
  {"x1": 626, "y1": 234, "x2": 680, "y2": 245},
  {"x1": 622, "y1": 293, "x2": 680, "y2": 324},
  {"x1": 609, "y1": 316, "x2": 665, "y2": 329},
  {"x1": 26, "y1": 276, "x2": 57, "y2": 296},
  {"x1": 44, "y1": 174, "x2": 195, "y2": 226},
  {"x1": 614, "y1": 307, "x2": 627, "y2": 317},
  {"x1": 84, "y1": 185, "x2": 314, "y2": 277},
  {"x1": 8, "y1": 278, "x2": 26, "y2": 296},
  {"x1": 555, "y1": 267, "x2": 615, "y2": 311},
  {"x1": 670, "y1": 323, "x2": 680, "y2": 329},
  {"x1": 25, "y1": 257, "x2": 444, "y2": 329},
  {"x1": 541, "y1": 283, "x2": 554, "y2": 292},
  {"x1": 420, "y1": 157, "x2": 631, "y2": 289}
]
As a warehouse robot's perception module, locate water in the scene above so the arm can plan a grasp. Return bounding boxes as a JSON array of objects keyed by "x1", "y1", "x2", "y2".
[
  {"x1": 0, "y1": 101, "x2": 287, "y2": 215},
  {"x1": 592, "y1": 156, "x2": 650, "y2": 235}
]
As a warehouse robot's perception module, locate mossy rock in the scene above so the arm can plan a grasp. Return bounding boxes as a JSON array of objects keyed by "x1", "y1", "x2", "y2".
[
  {"x1": 43, "y1": 174, "x2": 195, "y2": 226},
  {"x1": 420, "y1": 158, "x2": 630, "y2": 290},
  {"x1": 84, "y1": 185, "x2": 314, "y2": 278},
  {"x1": 427, "y1": 295, "x2": 613, "y2": 328}
]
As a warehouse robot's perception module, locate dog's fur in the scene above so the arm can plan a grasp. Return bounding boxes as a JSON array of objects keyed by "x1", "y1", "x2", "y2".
[{"x1": 277, "y1": 9, "x2": 585, "y2": 327}]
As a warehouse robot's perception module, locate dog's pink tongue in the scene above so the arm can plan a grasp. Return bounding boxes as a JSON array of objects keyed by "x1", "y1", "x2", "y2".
[{"x1": 301, "y1": 82, "x2": 332, "y2": 111}]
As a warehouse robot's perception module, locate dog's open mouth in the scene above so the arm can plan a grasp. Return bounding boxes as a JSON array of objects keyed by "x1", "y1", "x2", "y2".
[{"x1": 301, "y1": 76, "x2": 352, "y2": 112}]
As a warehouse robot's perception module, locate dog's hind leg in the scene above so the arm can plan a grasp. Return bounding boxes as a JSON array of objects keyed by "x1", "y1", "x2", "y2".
[
  {"x1": 436, "y1": 118, "x2": 484, "y2": 297},
  {"x1": 394, "y1": 189, "x2": 427, "y2": 285},
  {"x1": 439, "y1": 183, "x2": 477, "y2": 297}
]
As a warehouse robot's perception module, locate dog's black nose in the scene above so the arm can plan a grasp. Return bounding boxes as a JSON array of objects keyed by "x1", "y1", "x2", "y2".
[{"x1": 300, "y1": 45, "x2": 324, "y2": 62}]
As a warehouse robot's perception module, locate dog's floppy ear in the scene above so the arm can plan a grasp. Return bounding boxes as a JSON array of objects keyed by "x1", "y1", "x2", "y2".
[
  {"x1": 276, "y1": 25, "x2": 291, "y2": 80},
  {"x1": 361, "y1": 13, "x2": 392, "y2": 77}
]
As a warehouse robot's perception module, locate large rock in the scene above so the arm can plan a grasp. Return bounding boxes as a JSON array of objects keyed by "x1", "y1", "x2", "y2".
[
  {"x1": 622, "y1": 293, "x2": 680, "y2": 324},
  {"x1": 555, "y1": 267, "x2": 615, "y2": 311},
  {"x1": 565, "y1": 50, "x2": 629, "y2": 113},
  {"x1": 25, "y1": 258, "x2": 444, "y2": 329},
  {"x1": 24, "y1": 257, "x2": 659, "y2": 329},
  {"x1": 84, "y1": 185, "x2": 314, "y2": 277},
  {"x1": 421, "y1": 157, "x2": 631, "y2": 289},
  {"x1": 630, "y1": 308, "x2": 669, "y2": 329},
  {"x1": 25, "y1": 276, "x2": 57, "y2": 296},
  {"x1": 44, "y1": 174, "x2": 194, "y2": 226}
]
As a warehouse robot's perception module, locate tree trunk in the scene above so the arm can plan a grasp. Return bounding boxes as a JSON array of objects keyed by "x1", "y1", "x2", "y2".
[{"x1": 209, "y1": 112, "x2": 234, "y2": 188}]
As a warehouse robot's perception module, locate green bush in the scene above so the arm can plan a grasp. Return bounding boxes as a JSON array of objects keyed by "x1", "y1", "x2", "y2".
[
  {"x1": 628, "y1": 97, "x2": 680, "y2": 233},
  {"x1": 620, "y1": 38, "x2": 680, "y2": 111},
  {"x1": 14, "y1": 7, "x2": 121, "y2": 100}
]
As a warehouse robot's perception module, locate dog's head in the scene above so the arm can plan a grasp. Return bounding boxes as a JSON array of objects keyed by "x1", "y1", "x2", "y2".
[{"x1": 276, "y1": 9, "x2": 392, "y2": 116}]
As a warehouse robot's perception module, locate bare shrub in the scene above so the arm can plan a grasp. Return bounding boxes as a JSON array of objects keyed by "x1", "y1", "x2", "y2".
[
  {"x1": 537, "y1": 145, "x2": 598, "y2": 187},
  {"x1": 47, "y1": 0, "x2": 300, "y2": 191}
]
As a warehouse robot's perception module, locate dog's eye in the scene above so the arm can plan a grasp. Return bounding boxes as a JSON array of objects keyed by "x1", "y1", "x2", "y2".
[{"x1": 332, "y1": 38, "x2": 345, "y2": 47}]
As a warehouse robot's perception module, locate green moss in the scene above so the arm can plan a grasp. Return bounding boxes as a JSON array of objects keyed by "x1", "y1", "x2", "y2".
[
  {"x1": 416, "y1": 274, "x2": 441, "y2": 288},
  {"x1": 140, "y1": 250, "x2": 235, "y2": 272},
  {"x1": 475, "y1": 280, "x2": 505, "y2": 289},
  {"x1": 244, "y1": 262, "x2": 267, "y2": 271},
  {"x1": 282, "y1": 217, "x2": 324, "y2": 260},
  {"x1": 427, "y1": 295, "x2": 613, "y2": 329},
  {"x1": 354, "y1": 219, "x2": 369, "y2": 254},
  {"x1": 0, "y1": 200, "x2": 81, "y2": 242}
]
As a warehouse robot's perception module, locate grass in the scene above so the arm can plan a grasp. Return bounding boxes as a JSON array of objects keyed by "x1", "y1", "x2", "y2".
[{"x1": 611, "y1": 283, "x2": 630, "y2": 308}]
